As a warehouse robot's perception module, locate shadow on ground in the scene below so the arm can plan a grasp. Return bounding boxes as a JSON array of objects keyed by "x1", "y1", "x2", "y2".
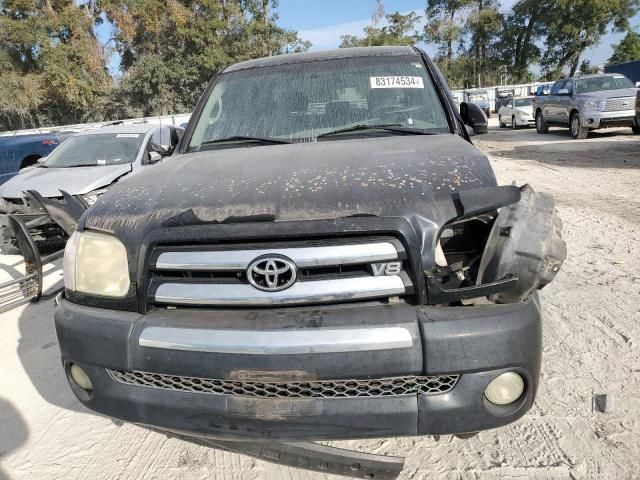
[
  {"x1": 0, "y1": 396, "x2": 28, "y2": 480},
  {"x1": 483, "y1": 125, "x2": 638, "y2": 144},
  {"x1": 484, "y1": 132, "x2": 640, "y2": 169},
  {"x1": 16, "y1": 299, "x2": 85, "y2": 413}
]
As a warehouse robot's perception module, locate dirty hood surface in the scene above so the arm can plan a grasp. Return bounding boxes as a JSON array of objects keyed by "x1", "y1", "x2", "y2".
[
  {"x1": 84, "y1": 135, "x2": 496, "y2": 238},
  {"x1": 0, "y1": 164, "x2": 132, "y2": 199}
]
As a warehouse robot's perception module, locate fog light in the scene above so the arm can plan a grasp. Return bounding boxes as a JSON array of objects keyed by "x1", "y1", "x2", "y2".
[
  {"x1": 70, "y1": 364, "x2": 93, "y2": 391},
  {"x1": 484, "y1": 372, "x2": 524, "y2": 405}
]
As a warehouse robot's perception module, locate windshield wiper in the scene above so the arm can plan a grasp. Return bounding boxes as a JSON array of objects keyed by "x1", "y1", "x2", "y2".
[
  {"x1": 200, "y1": 136, "x2": 292, "y2": 146},
  {"x1": 316, "y1": 123, "x2": 436, "y2": 139}
]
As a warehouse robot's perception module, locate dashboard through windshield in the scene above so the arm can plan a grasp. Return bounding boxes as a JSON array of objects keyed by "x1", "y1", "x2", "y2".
[{"x1": 188, "y1": 55, "x2": 450, "y2": 150}]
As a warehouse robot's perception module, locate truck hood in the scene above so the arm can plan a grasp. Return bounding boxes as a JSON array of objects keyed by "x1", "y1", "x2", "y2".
[
  {"x1": 83, "y1": 135, "x2": 497, "y2": 239},
  {"x1": 0, "y1": 164, "x2": 132, "y2": 199}
]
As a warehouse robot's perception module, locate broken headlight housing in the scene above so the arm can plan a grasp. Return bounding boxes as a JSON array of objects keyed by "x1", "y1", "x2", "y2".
[
  {"x1": 64, "y1": 231, "x2": 130, "y2": 297},
  {"x1": 427, "y1": 185, "x2": 566, "y2": 305},
  {"x1": 81, "y1": 189, "x2": 107, "y2": 207}
]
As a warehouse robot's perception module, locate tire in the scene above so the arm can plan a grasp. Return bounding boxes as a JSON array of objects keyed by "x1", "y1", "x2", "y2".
[
  {"x1": 499, "y1": 115, "x2": 506, "y2": 128},
  {"x1": 512, "y1": 116, "x2": 518, "y2": 130},
  {"x1": 570, "y1": 112, "x2": 589, "y2": 139},
  {"x1": 535, "y1": 110, "x2": 549, "y2": 134},
  {"x1": 486, "y1": 110, "x2": 491, "y2": 119},
  {"x1": 632, "y1": 125, "x2": 640, "y2": 134}
]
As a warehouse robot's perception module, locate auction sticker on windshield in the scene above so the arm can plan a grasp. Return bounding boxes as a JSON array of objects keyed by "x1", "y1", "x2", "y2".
[{"x1": 370, "y1": 76, "x2": 424, "y2": 88}]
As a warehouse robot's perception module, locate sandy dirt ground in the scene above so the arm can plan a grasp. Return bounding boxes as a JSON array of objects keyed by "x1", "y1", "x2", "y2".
[{"x1": 1, "y1": 119, "x2": 639, "y2": 480}]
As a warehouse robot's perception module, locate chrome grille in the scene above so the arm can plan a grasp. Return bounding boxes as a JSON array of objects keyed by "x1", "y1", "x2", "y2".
[
  {"x1": 149, "y1": 238, "x2": 412, "y2": 307},
  {"x1": 603, "y1": 97, "x2": 635, "y2": 112},
  {"x1": 108, "y1": 369, "x2": 459, "y2": 398}
]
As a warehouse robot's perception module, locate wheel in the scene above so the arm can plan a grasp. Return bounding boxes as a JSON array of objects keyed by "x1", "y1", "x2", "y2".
[
  {"x1": 570, "y1": 112, "x2": 589, "y2": 139},
  {"x1": 632, "y1": 125, "x2": 640, "y2": 134},
  {"x1": 486, "y1": 110, "x2": 491, "y2": 119},
  {"x1": 499, "y1": 115, "x2": 506, "y2": 128},
  {"x1": 535, "y1": 110, "x2": 549, "y2": 134},
  {"x1": 512, "y1": 116, "x2": 518, "y2": 130}
]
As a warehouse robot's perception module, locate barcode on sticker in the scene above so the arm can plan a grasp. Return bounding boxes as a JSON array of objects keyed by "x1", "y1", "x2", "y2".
[{"x1": 370, "y1": 76, "x2": 424, "y2": 88}]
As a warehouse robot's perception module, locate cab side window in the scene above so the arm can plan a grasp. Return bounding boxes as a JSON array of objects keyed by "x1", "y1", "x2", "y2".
[
  {"x1": 564, "y1": 81, "x2": 574, "y2": 95},
  {"x1": 551, "y1": 81, "x2": 565, "y2": 95}
]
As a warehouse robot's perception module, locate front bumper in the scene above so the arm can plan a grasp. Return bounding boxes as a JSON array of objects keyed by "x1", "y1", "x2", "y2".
[
  {"x1": 580, "y1": 109, "x2": 637, "y2": 129},
  {"x1": 54, "y1": 296, "x2": 542, "y2": 441}
]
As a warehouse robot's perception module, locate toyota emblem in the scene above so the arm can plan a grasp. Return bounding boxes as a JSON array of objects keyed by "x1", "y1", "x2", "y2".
[{"x1": 247, "y1": 255, "x2": 297, "y2": 291}]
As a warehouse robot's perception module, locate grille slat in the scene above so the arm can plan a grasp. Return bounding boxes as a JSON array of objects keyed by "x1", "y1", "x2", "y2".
[
  {"x1": 603, "y1": 97, "x2": 635, "y2": 112},
  {"x1": 108, "y1": 369, "x2": 459, "y2": 398},
  {"x1": 148, "y1": 237, "x2": 413, "y2": 307},
  {"x1": 155, "y1": 241, "x2": 399, "y2": 271}
]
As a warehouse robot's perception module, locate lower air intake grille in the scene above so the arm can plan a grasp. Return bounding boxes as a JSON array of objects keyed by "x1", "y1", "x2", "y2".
[{"x1": 108, "y1": 369, "x2": 459, "y2": 398}]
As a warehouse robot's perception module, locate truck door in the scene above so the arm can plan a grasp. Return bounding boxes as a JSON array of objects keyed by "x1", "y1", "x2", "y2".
[
  {"x1": 545, "y1": 81, "x2": 565, "y2": 122},
  {"x1": 556, "y1": 80, "x2": 573, "y2": 125}
]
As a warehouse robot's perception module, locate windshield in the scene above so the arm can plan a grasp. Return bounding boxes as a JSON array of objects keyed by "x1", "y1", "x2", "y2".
[
  {"x1": 575, "y1": 75, "x2": 635, "y2": 94},
  {"x1": 469, "y1": 94, "x2": 488, "y2": 102},
  {"x1": 514, "y1": 99, "x2": 532, "y2": 107},
  {"x1": 188, "y1": 55, "x2": 450, "y2": 149},
  {"x1": 43, "y1": 133, "x2": 144, "y2": 168}
]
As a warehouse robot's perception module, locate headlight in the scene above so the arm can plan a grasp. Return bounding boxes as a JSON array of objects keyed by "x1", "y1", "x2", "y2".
[
  {"x1": 81, "y1": 189, "x2": 107, "y2": 207},
  {"x1": 63, "y1": 231, "x2": 130, "y2": 297},
  {"x1": 584, "y1": 100, "x2": 601, "y2": 111}
]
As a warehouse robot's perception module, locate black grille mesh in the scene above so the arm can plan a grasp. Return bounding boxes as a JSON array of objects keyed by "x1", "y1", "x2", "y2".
[{"x1": 108, "y1": 369, "x2": 459, "y2": 398}]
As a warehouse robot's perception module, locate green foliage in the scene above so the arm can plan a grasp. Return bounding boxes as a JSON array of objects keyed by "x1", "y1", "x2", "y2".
[
  {"x1": 0, "y1": 0, "x2": 111, "y2": 129},
  {"x1": 339, "y1": 3, "x2": 422, "y2": 48},
  {"x1": 0, "y1": 0, "x2": 310, "y2": 129},
  {"x1": 424, "y1": 0, "x2": 473, "y2": 60},
  {"x1": 608, "y1": 30, "x2": 640, "y2": 64},
  {"x1": 541, "y1": 0, "x2": 639, "y2": 77},
  {"x1": 102, "y1": 0, "x2": 311, "y2": 117},
  {"x1": 578, "y1": 59, "x2": 600, "y2": 74}
]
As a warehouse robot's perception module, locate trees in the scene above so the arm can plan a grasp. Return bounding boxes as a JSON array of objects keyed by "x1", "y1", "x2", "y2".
[
  {"x1": 541, "y1": 0, "x2": 640, "y2": 77},
  {"x1": 0, "y1": 0, "x2": 111, "y2": 130},
  {"x1": 339, "y1": 1, "x2": 422, "y2": 48},
  {"x1": 424, "y1": 0, "x2": 472, "y2": 61},
  {"x1": 497, "y1": 0, "x2": 549, "y2": 83},
  {"x1": 0, "y1": 0, "x2": 309, "y2": 128},
  {"x1": 608, "y1": 30, "x2": 640, "y2": 64},
  {"x1": 465, "y1": 0, "x2": 502, "y2": 85},
  {"x1": 101, "y1": 0, "x2": 310, "y2": 116},
  {"x1": 424, "y1": 0, "x2": 639, "y2": 86}
]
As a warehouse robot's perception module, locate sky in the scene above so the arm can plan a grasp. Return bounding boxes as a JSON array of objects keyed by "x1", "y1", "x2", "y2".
[{"x1": 98, "y1": 0, "x2": 640, "y2": 77}]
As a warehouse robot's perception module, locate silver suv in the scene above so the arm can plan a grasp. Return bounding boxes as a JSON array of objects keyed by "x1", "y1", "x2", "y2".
[{"x1": 534, "y1": 73, "x2": 640, "y2": 139}]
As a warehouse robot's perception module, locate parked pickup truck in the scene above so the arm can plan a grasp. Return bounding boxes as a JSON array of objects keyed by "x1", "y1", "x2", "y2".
[
  {"x1": 534, "y1": 73, "x2": 640, "y2": 139},
  {"x1": 54, "y1": 47, "x2": 566, "y2": 477}
]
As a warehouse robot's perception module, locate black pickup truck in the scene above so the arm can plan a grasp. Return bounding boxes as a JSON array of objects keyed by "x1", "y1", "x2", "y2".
[{"x1": 54, "y1": 47, "x2": 566, "y2": 477}]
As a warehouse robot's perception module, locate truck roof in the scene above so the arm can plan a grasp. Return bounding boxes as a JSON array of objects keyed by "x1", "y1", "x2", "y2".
[{"x1": 224, "y1": 46, "x2": 419, "y2": 72}]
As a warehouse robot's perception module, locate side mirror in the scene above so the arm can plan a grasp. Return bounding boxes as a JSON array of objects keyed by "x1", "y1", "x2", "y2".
[
  {"x1": 148, "y1": 151, "x2": 162, "y2": 164},
  {"x1": 460, "y1": 102, "x2": 488, "y2": 135},
  {"x1": 558, "y1": 88, "x2": 569, "y2": 95},
  {"x1": 150, "y1": 127, "x2": 173, "y2": 156}
]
